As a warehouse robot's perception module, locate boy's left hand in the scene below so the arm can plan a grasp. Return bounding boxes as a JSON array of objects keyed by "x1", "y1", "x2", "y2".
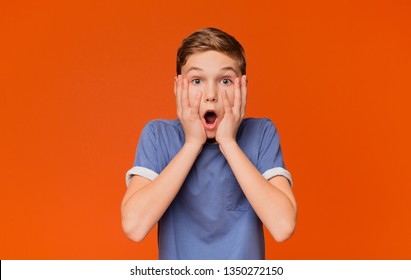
[{"x1": 216, "y1": 75, "x2": 247, "y2": 147}]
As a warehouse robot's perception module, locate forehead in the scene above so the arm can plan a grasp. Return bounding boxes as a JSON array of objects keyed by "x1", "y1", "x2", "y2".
[{"x1": 182, "y1": 50, "x2": 241, "y2": 75}]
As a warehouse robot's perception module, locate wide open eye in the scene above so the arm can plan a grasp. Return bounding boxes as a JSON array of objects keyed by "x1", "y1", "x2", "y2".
[
  {"x1": 221, "y1": 78, "x2": 232, "y2": 85},
  {"x1": 191, "y1": 78, "x2": 201, "y2": 85}
]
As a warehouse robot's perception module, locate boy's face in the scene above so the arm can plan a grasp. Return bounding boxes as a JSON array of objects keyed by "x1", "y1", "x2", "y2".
[{"x1": 181, "y1": 50, "x2": 242, "y2": 139}]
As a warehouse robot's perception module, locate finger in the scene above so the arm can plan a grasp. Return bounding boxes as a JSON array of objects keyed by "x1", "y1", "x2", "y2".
[
  {"x1": 191, "y1": 90, "x2": 202, "y2": 115},
  {"x1": 174, "y1": 76, "x2": 177, "y2": 96},
  {"x1": 181, "y1": 77, "x2": 190, "y2": 110},
  {"x1": 221, "y1": 90, "x2": 232, "y2": 114},
  {"x1": 240, "y1": 75, "x2": 247, "y2": 117},
  {"x1": 233, "y1": 77, "x2": 241, "y2": 113},
  {"x1": 175, "y1": 75, "x2": 183, "y2": 114}
]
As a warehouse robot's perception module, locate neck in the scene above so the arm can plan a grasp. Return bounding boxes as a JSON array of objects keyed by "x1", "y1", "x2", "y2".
[{"x1": 206, "y1": 138, "x2": 217, "y2": 144}]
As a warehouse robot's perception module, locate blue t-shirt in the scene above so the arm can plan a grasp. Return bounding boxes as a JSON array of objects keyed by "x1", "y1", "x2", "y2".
[{"x1": 126, "y1": 118, "x2": 292, "y2": 259}]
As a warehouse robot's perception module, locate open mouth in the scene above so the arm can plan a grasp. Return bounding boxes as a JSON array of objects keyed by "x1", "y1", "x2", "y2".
[
  {"x1": 204, "y1": 111, "x2": 217, "y2": 124},
  {"x1": 203, "y1": 110, "x2": 218, "y2": 130}
]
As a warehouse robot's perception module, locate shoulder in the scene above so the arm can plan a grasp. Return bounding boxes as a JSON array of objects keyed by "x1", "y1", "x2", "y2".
[
  {"x1": 240, "y1": 118, "x2": 277, "y2": 134},
  {"x1": 144, "y1": 119, "x2": 182, "y2": 130},
  {"x1": 140, "y1": 119, "x2": 185, "y2": 146},
  {"x1": 237, "y1": 118, "x2": 280, "y2": 149},
  {"x1": 142, "y1": 119, "x2": 183, "y2": 136},
  {"x1": 237, "y1": 118, "x2": 273, "y2": 143}
]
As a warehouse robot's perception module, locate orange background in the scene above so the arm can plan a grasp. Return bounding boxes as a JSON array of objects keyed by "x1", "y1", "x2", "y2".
[{"x1": 1, "y1": 0, "x2": 411, "y2": 259}]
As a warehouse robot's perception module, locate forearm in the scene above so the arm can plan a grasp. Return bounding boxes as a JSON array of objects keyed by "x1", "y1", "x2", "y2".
[
  {"x1": 121, "y1": 142, "x2": 202, "y2": 241},
  {"x1": 220, "y1": 141, "x2": 297, "y2": 242}
]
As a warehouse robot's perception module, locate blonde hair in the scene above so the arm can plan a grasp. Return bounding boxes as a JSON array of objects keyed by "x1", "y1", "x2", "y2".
[{"x1": 176, "y1": 27, "x2": 246, "y2": 75}]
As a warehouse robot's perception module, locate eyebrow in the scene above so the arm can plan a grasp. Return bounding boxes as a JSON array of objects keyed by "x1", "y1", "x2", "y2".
[
  {"x1": 220, "y1": 67, "x2": 239, "y2": 74},
  {"x1": 186, "y1": 66, "x2": 239, "y2": 75},
  {"x1": 185, "y1": 67, "x2": 203, "y2": 74}
]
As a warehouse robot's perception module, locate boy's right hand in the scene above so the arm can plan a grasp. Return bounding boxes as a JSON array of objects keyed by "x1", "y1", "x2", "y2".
[{"x1": 175, "y1": 75, "x2": 206, "y2": 147}]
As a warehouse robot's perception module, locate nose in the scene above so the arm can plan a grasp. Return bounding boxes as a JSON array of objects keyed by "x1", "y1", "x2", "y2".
[{"x1": 204, "y1": 83, "x2": 218, "y2": 103}]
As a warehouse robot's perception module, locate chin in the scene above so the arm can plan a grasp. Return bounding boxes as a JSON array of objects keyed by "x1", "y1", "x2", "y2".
[{"x1": 206, "y1": 131, "x2": 216, "y2": 140}]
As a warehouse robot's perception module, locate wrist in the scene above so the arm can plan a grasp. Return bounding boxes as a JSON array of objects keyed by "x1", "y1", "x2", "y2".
[
  {"x1": 182, "y1": 141, "x2": 204, "y2": 155},
  {"x1": 218, "y1": 139, "x2": 238, "y2": 156}
]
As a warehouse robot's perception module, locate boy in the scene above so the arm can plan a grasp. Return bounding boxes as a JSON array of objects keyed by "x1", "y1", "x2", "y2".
[{"x1": 122, "y1": 27, "x2": 297, "y2": 259}]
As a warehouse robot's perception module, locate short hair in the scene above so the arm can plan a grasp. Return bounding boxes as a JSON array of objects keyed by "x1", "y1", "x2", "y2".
[{"x1": 176, "y1": 27, "x2": 246, "y2": 75}]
